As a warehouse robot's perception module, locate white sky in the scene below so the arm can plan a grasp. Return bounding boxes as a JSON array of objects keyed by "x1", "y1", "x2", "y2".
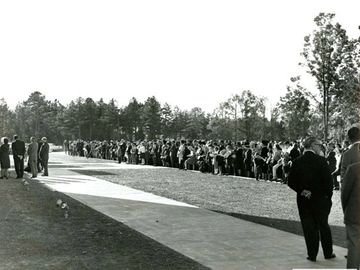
[{"x1": 0, "y1": 0, "x2": 359, "y2": 113}]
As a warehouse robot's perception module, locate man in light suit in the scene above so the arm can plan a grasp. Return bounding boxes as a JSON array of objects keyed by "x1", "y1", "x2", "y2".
[
  {"x1": 288, "y1": 137, "x2": 335, "y2": 262},
  {"x1": 27, "y1": 137, "x2": 38, "y2": 178},
  {"x1": 342, "y1": 162, "x2": 360, "y2": 269},
  {"x1": 341, "y1": 125, "x2": 360, "y2": 183}
]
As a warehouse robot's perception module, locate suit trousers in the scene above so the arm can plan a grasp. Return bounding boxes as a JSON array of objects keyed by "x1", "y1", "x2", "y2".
[
  {"x1": 1, "y1": 168, "x2": 8, "y2": 178},
  {"x1": 29, "y1": 159, "x2": 37, "y2": 177},
  {"x1": 346, "y1": 223, "x2": 360, "y2": 269},
  {"x1": 13, "y1": 155, "x2": 24, "y2": 178},
  {"x1": 41, "y1": 159, "x2": 48, "y2": 176},
  {"x1": 297, "y1": 195, "x2": 333, "y2": 259}
]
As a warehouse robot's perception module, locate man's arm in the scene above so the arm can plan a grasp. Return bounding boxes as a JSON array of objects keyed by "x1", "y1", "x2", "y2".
[
  {"x1": 341, "y1": 163, "x2": 356, "y2": 212},
  {"x1": 27, "y1": 144, "x2": 32, "y2": 156},
  {"x1": 11, "y1": 142, "x2": 17, "y2": 156},
  {"x1": 340, "y1": 150, "x2": 350, "y2": 182},
  {"x1": 320, "y1": 157, "x2": 334, "y2": 197},
  {"x1": 45, "y1": 143, "x2": 49, "y2": 154},
  {"x1": 288, "y1": 159, "x2": 302, "y2": 193}
]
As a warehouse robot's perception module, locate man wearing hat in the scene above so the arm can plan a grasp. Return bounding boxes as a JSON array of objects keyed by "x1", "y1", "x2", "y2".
[
  {"x1": 39, "y1": 137, "x2": 49, "y2": 176},
  {"x1": 288, "y1": 136, "x2": 335, "y2": 262}
]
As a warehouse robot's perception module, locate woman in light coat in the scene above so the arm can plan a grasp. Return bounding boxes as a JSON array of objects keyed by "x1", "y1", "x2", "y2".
[{"x1": 0, "y1": 137, "x2": 10, "y2": 179}]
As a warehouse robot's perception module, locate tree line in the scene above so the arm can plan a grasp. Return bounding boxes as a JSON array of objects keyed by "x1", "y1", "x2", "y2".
[{"x1": 0, "y1": 13, "x2": 359, "y2": 144}]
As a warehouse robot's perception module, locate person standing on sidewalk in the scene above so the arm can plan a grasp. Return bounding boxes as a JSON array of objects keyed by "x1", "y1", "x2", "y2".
[
  {"x1": 27, "y1": 137, "x2": 38, "y2": 178},
  {"x1": 39, "y1": 137, "x2": 49, "y2": 176},
  {"x1": 342, "y1": 161, "x2": 360, "y2": 269},
  {"x1": 0, "y1": 137, "x2": 11, "y2": 179},
  {"x1": 288, "y1": 137, "x2": 335, "y2": 262},
  {"x1": 341, "y1": 126, "x2": 360, "y2": 184},
  {"x1": 11, "y1": 134, "x2": 26, "y2": 179},
  {"x1": 37, "y1": 138, "x2": 43, "y2": 173}
]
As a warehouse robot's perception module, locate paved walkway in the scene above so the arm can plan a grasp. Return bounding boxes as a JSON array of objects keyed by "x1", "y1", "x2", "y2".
[{"x1": 30, "y1": 153, "x2": 348, "y2": 269}]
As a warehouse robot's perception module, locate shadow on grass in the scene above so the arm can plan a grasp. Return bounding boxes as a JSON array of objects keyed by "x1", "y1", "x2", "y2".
[{"x1": 215, "y1": 211, "x2": 347, "y2": 248}]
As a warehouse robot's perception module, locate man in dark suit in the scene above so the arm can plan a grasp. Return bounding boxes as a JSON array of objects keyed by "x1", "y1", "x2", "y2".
[
  {"x1": 342, "y1": 162, "x2": 360, "y2": 269},
  {"x1": 288, "y1": 137, "x2": 335, "y2": 262},
  {"x1": 11, "y1": 135, "x2": 26, "y2": 178},
  {"x1": 39, "y1": 137, "x2": 49, "y2": 176}
]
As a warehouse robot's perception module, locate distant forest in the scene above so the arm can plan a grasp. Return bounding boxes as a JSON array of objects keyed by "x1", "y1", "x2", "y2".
[{"x1": 0, "y1": 13, "x2": 359, "y2": 144}]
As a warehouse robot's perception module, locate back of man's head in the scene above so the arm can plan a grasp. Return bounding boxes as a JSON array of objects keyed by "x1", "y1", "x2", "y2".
[
  {"x1": 347, "y1": 126, "x2": 360, "y2": 143},
  {"x1": 13, "y1": 135, "x2": 18, "y2": 140},
  {"x1": 303, "y1": 137, "x2": 318, "y2": 150}
]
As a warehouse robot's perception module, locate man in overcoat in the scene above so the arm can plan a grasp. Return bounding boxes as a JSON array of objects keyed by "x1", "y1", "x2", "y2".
[
  {"x1": 341, "y1": 125, "x2": 360, "y2": 182},
  {"x1": 288, "y1": 137, "x2": 335, "y2": 262},
  {"x1": 342, "y1": 162, "x2": 360, "y2": 269}
]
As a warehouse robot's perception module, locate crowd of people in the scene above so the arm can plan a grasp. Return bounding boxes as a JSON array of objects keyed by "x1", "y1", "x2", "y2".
[
  {"x1": 63, "y1": 130, "x2": 360, "y2": 268},
  {"x1": 63, "y1": 137, "x2": 344, "y2": 187},
  {"x1": 0, "y1": 135, "x2": 50, "y2": 179},
  {"x1": 2, "y1": 128, "x2": 360, "y2": 268}
]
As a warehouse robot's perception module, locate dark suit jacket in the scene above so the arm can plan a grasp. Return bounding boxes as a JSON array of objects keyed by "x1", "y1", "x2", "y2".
[
  {"x1": 39, "y1": 142, "x2": 49, "y2": 161},
  {"x1": 341, "y1": 162, "x2": 360, "y2": 225},
  {"x1": 11, "y1": 140, "x2": 26, "y2": 156},
  {"x1": 288, "y1": 151, "x2": 333, "y2": 199}
]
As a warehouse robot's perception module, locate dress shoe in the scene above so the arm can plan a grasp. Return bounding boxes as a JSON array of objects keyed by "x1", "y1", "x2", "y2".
[
  {"x1": 325, "y1": 253, "x2": 336, "y2": 260},
  {"x1": 307, "y1": 256, "x2": 316, "y2": 262}
]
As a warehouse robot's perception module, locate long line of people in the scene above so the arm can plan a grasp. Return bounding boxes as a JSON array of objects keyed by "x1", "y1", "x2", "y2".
[{"x1": 63, "y1": 138, "x2": 345, "y2": 188}]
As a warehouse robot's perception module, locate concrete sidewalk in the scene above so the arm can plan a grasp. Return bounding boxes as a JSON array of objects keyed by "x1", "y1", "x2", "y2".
[{"x1": 31, "y1": 153, "x2": 348, "y2": 269}]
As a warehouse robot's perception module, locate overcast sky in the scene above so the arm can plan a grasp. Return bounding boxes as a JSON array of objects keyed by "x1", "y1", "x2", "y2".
[{"x1": 0, "y1": 0, "x2": 359, "y2": 113}]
